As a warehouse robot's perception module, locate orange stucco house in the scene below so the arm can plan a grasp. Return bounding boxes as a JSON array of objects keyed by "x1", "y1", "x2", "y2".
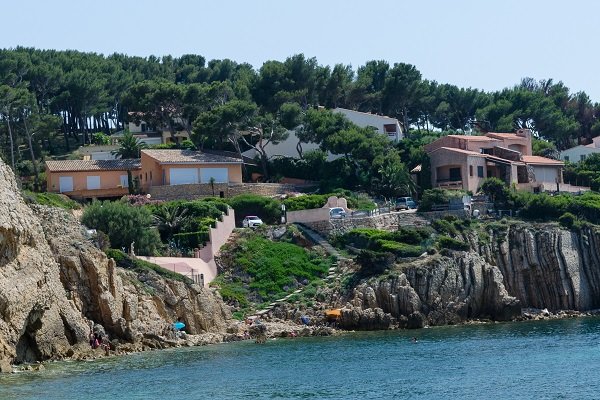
[
  {"x1": 45, "y1": 159, "x2": 141, "y2": 198},
  {"x1": 46, "y1": 149, "x2": 243, "y2": 199},
  {"x1": 139, "y1": 149, "x2": 243, "y2": 192},
  {"x1": 424, "y1": 129, "x2": 566, "y2": 193}
]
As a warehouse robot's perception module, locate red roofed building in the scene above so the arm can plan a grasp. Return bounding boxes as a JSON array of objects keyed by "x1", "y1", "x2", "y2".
[{"x1": 425, "y1": 129, "x2": 567, "y2": 193}]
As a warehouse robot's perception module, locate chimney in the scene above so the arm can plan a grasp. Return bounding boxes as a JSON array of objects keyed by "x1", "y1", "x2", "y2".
[{"x1": 516, "y1": 128, "x2": 531, "y2": 138}]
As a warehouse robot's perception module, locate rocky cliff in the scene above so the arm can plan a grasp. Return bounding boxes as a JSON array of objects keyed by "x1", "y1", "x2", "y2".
[
  {"x1": 335, "y1": 222, "x2": 600, "y2": 330},
  {"x1": 0, "y1": 160, "x2": 231, "y2": 367},
  {"x1": 481, "y1": 223, "x2": 600, "y2": 311}
]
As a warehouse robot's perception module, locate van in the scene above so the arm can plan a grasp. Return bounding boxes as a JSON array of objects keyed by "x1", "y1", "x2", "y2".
[{"x1": 395, "y1": 197, "x2": 417, "y2": 211}]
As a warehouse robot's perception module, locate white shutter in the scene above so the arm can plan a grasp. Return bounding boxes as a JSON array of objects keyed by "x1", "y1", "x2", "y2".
[
  {"x1": 120, "y1": 175, "x2": 129, "y2": 187},
  {"x1": 59, "y1": 176, "x2": 73, "y2": 193},
  {"x1": 87, "y1": 176, "x2": 101, "y2": 190},
  {"x1": 200, "y1": 168, "x2": 229, "y2": 183},
  {"x1": 169, "y1": 168, "x2": 199, "y2": 185}
]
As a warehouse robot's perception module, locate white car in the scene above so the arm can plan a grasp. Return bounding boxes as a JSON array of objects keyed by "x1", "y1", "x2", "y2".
[{"x1": 242, "y1": 216, "x2": 263, "y2": 228}]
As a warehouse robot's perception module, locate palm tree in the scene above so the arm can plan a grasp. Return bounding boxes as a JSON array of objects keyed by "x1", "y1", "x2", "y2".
[
  {"x1": 152, "y1": 205, "x2": 189, "y2": 242},
  {"x1": 111, "y1": 131, "x2": 146, "y2": 159}
]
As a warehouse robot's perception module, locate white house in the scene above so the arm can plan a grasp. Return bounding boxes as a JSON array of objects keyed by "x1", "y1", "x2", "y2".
[
  {"x1": 242, "y1": 107, "x2": 403, "y2": 161},
  {"x1": 332, "y1": 108, "x2": 403, "y2": 142},
  {"x1": 560, "y1": 144, "x2": 600, "y2": 163}
]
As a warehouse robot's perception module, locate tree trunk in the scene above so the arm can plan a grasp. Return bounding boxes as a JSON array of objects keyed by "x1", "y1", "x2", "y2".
[
  {"x1": 6, "y1": 117, "x2": 15, "y2": 170},
  {"x1": 23, "y1": 117, "x2": 40, "y2": 192}
]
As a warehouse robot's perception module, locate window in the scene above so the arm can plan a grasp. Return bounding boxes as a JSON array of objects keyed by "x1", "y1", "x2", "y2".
[
  {"x1": 580, "y1": 154, "x2": 587, "y2": 161},
  {"x1": 449, "y1": 168, "x2": 461, "y2": 181},
  {"x1": 564, "y1": 156, "x2": 570, "y2": 162},
  {"x1": 477, "y1": 166, "x2": 484, "y2": 178},
  {"x1": 469, "y1": 165, "x2": 473, "y2": 177},
  {"x1": 87, "y1": 176, "x2": 101, "y2": 190},
  {"x1": 120, "y1": 175, "x2": 129, "y2": 187}
]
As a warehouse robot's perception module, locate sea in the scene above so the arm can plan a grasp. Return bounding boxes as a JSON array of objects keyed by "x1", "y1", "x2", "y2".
[{"x1": 1, "y1": 317, "x2": 599, "y2": 400}]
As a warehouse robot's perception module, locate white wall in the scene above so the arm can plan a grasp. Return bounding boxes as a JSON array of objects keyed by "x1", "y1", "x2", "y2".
[
  {"x1": 560, "y1": 146, "x2": 600, "y2": 163},
  {"x1": 532, "y1": 165, "x2": 560, "y2": 183},
  {"x1": 333, "y1": 108, "x2": 403, "y2": 141}
]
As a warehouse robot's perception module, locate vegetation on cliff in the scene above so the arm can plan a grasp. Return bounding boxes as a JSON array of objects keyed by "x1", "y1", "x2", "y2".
[{"x1": 212, "y1": 227, "x2": 331, "y2": 318}]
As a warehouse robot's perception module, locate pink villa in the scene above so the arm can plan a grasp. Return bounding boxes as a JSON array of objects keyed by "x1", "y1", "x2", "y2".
[{"x1": 424, "y1": 129, "x2": 566, "y2": 193}]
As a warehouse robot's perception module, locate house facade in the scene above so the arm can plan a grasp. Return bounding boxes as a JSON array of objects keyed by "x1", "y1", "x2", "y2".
[
  {"x1": 45, "y1": 159, "x2": 141, "y2": 198},
  {"x1": 425, "y1": 129, "x2": 565, "y2": 193},
  {"x1": 242, "y1": 107, "x2": 403, "y2": 160},
  {"x1": 139, "y1": 149, "x2": 243, "y2": 192},
  {"x1": 560, "y1": 135, "x2": 600, "y2": 163},
  {"x1": 46, "y1": 150, "x2": 244, "y2": 199},
  {"x1": 332, "y1": 108, "x2": 403, "y2": 142}
]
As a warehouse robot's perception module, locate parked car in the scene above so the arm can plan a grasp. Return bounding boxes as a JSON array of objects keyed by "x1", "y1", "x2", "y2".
[
  {"x1": 395, "y1": 197, "x2": 417, "y2": 211},
  {"x1": 242, "y1": 216, "x2": 263, "y2": 228},
  {"x1": 329, "y1": 207, "x2": 347, "y2": 219}
]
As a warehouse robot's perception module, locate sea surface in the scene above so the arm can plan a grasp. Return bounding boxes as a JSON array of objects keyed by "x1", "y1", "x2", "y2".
[{"x1": 1, "y1": 317, "x2": 599, "y2": 400}]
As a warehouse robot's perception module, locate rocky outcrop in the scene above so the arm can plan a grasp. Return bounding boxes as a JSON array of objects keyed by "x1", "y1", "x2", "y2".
[
  {"x1": 335, "y1": 222, "x2": 600, "y2": 330},
  {"x1": 482, "y1": 223, "x2": 600, "y2": 312},
  {"x1": 0, "y1": 159, "x2": 231, "y2": 368},
  {"x1": 339, "y1": 253, "x2": 520, "y2": 330}
]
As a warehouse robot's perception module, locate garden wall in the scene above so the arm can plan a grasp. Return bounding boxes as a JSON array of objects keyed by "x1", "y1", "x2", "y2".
[{"x1": 148, "y1": 182, "x2": 317, "y2": 201}]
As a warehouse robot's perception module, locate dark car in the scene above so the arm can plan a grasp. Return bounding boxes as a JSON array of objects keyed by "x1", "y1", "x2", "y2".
[{"x1": 395, "y1": 197, "x2": 417, "y2": 211}]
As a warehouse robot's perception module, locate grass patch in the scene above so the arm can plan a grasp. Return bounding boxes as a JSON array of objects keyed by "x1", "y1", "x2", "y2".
[{"x1": 23, "y1": 191, "x2": 81, "y2": 210}]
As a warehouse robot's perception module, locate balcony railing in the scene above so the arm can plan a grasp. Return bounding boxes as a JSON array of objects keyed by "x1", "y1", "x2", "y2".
[{"x1": 436, "y1": 180, "x2": 463, "y2": 189}]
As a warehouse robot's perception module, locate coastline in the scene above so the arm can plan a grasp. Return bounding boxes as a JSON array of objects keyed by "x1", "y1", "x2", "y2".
[{"x1": 6, "y1": 307, "x2": 600, "y2": 374}]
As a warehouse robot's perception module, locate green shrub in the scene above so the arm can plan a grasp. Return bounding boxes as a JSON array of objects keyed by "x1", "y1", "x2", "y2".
[
  {"x1": 356, "y1": 249, "x2": 395, "y2": 274},
  {"x1": 226, "y1": 194, "x2": 281, "y2": 225},
  {"x1": 437, "y1": 235, "x2": 470, "y2": 251},
  {"x1": 377, "y1": 240, "x2": 424, "y2": 257},
  {"x1": 82, "y1": 201, "x2": 161, "y2": 255},
  {"x1": 418, "y1": 188, "x2": 466, "y2": 212},
  {"x1": 558, "y1": 212, "x2": 578, "y2": 229},
  {"x1": 172, "y1": 230, "x2": 210, "y2": 249}
]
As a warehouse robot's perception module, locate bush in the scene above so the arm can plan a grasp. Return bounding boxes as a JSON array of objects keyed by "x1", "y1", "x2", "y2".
[
  {"x1": 437, "y1": 235, "x2": 470, "y2": 251},
  {"x1": 418, "y1": 188, "x2": 466, "y2": 212},
  {"x1": 82, "y1": 201, "x2": 161, "y2": 255},
  {"x1": 226, "y1": 194, "x2": 281, "y2": 225},
  {"x1": 356, "y1": 249, "x2": 395, "y2": 275},
  {"x1": 558, "y1": 212, "x2": 578, "y2": 229}
]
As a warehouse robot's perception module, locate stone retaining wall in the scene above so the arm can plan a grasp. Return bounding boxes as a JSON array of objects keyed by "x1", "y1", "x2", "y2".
[
  {"x1": 301, "y1": 212, "x2": 430, "y2": 237},
  {"x1": 149, "y1": 182, "x2": 317, "y2": 201}
]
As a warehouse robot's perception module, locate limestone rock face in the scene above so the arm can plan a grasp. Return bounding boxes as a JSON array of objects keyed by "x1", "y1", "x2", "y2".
[
  {"x1": 339, "y1": 222, "x2": 600, "y2": 329},
  {"x1": 484, "y1": 224, "x2": 600, "y2": 311},
  {"x1": 341, "y1": 253, "x2": 520, "y2": 330},
  {"x1": 0, "y1": 163, "x2": 90, "y2": 364},
  {"x1": 0, "y1": 159, "x2": 231, "y2": 367}
]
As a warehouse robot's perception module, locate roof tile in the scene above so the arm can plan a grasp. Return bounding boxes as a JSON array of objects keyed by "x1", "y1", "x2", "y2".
[
  {"x1": 45, "y1": 159, "x2": 141, "y2": 172},
  {"x1": 142, "y1": 149, "x2": 242, "y2": 164}
]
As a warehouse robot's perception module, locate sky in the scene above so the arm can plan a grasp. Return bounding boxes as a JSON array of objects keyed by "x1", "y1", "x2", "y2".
[{"x1": 3, "y1": 0, "x2": 600, "y2": 101}]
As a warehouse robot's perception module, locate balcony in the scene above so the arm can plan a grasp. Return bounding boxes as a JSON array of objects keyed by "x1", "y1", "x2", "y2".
[{"x1": 436, "y1": 179, "x2": 463, "y2": 190}]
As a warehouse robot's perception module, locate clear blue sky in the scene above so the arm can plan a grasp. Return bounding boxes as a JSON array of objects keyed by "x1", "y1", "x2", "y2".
[{"x1": 3, "y1": 0, "x2": 599, "y2": 101}]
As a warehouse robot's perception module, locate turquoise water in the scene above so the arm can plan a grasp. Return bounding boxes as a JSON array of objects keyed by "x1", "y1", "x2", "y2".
[{"x1": 1, "y1": 318, "x2": 600, "y2": 399}]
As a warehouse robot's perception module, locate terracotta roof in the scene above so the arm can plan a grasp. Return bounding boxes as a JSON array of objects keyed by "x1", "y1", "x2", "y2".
[
  {"x1": 522, "y1": 156, "x2": 564, "y2": 166},
  {"x1": 434, "y1": 147, "x2": 484, "y2": 156},
  {"x1": 486, "y1": 132, "x2": 528, "y2": 140},
  {"x1": 484, "y1": 155, "x2": 524, "y2": 166},
  {"x1": 142, "y1": 149, "x2": 242, "y2": 164},
  {"x1": 45, "y1": 159, "x2": 141, "y2": 172},
  {"x1": 447, "y1": 135, "x2": 500, "y2": 142}
]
